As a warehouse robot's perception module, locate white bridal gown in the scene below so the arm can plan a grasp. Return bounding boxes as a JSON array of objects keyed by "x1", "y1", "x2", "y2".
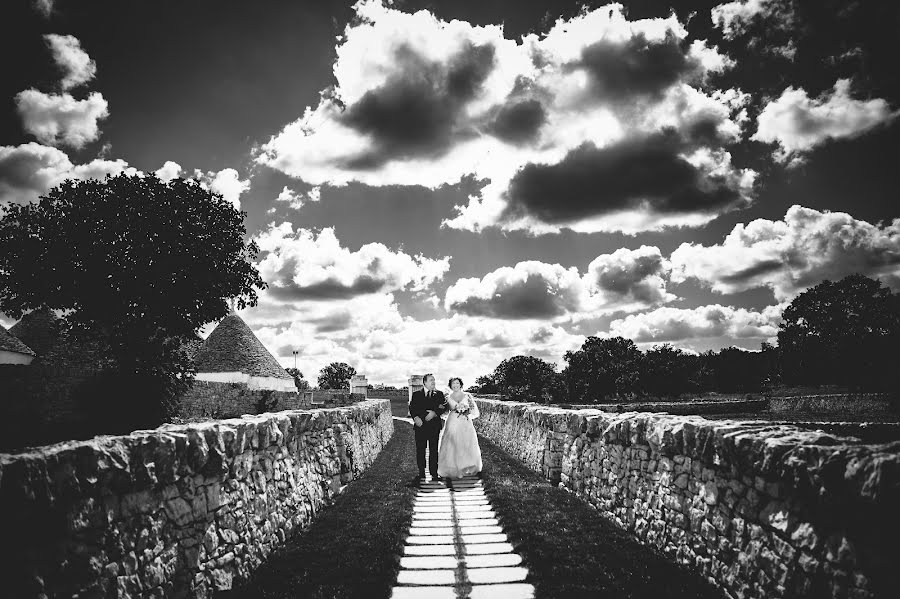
[{"x1": 437, "y1": 392, "x2": 483, "y2": 478}]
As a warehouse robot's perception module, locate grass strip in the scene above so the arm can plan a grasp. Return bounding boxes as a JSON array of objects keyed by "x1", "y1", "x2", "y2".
[
  {"x1": 477, "y1": 434, "x2": 726, "y2": 599},
  {"x1": 224, "y1": 420, "x2": 419, "y2": 599}
]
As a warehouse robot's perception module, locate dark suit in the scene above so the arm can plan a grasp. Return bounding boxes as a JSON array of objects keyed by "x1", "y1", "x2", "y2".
[{"x1": 409, "y1": 388, "x2": 447, "y2": 476}]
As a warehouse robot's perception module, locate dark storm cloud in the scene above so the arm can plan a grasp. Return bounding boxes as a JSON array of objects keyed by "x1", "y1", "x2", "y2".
[
  {"x1": 267, "y1": 275, "x2": 385, "y2": 301},
  {"x1": 418, "y1": 346, "x2": 443, "y2": 358},
  {"x1": 339, "y1": 41, "x2": 496, "y2": 169},
  {"x1": 570, "y1": 30, "x2": 703, "y2": 103},
  {"x1": 487, "y1": 99, "x2": 547, "y2": 144},
  {"x1": 501, "y1": 130, "x2": 745, "y2": 225},
  {"x1": 448, "y1": 272, "x2": 574, "y2": 319}
]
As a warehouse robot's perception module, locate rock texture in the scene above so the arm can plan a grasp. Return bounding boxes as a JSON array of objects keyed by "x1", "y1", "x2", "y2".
[
  {"x1": 0, "y1": 399, "x2": 394, "y2": 598},
  {"x1": 473, "y1": 398, "x2": 900, "y2": 599}
]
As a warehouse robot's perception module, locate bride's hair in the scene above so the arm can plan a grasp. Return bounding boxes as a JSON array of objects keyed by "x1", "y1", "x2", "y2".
[{"x1": 448, "y1": 377, "x2": 463, "y2": 388}]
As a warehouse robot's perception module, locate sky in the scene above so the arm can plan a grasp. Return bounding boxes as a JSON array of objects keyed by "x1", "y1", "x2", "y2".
[{"x1": 1, "y1": 0, "x2": 899, "y2": 386}]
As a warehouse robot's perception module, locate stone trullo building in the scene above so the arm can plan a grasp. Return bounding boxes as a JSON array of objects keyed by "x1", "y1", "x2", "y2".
[
  {"x1": 192, "y1": 311, "x2": 295, "y2": 392},
  {"x1": 0, "y1": 322, "x2": 35, "y2": 365}
]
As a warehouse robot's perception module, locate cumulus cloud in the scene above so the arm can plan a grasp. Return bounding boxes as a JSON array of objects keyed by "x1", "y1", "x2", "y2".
[
  {"x1": 586, "y1": 246, "x2": 675, "y2": 310},
  {"x1": 242, "y1": 274, "x2": 584, "y2": 387},
  {"x1": 15, "y1": 89, "x2": 109, "y2": 148},
  {"x1": 257, "y1": 0, "x2": 751, "y2": 234},
  {"x1": 254, "y1": 223, "x2": 451, "y2": 301},
  {"x1": 192, "y1": 168, "x2": 250, "y2": 210},
  {"x1": 154, "y1": 161, "x2": 182, "y2": 182},
  {"x1": 671, "y1": 205, "x2": 900, "y2": 301},
  {"x1": 44, "y1": 34, "x2": 96, "y2": 90},
  {"x1": 0, "y1": 142, "x2": 136, "y2": 207},
  {"x1": 752, "y1": 79, "x2": 898, "y2": 163},
  {"x1": 609, "y1": 303, "x2": 782, "y2": 344},
  {"x1": 275, "y1": 185, "x2": 320, "y2": 210},
  {"x1": 711, "y1": 0, "x2": 796, "y2": 39},
  {"x1": 445, "y1": 261, "x2": 586, "y2": 319},
  {"x1": 444, "y1": 246, "x2": 675, "y2": 320}
]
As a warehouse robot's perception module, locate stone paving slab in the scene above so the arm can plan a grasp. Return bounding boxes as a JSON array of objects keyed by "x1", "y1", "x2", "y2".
[
  {"x1": 404, "y1": 544, "x2": 457, "y2": 556},
  {"x1": 390, "y1": 466, "x2": 534, "y2": 599},
  {"x1": 469, "y1": 583, "x2": 535, "y2": 598}
]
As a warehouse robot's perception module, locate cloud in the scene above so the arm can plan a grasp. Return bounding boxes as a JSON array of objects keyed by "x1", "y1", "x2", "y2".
[
  {"x1": 445, "y1": 261, "x2": 585, "y2": 320},
  {"x1": 499, "y1": 131, "x2": 750, "y2": 232},
  {"x1": 44, "y1": 34, "x2": 97, "y2": 90},
  {"x1": 192, "y1": 168, "x2": 250, "y2": 210},
  {"x1": 671, "y1": 205, "x2": 900, "y2": 301},
  {"x1": 33, "y1": 0, "x2": 55, "y2": 18},
  {"x1": 0, "y1": 142, "x2": 136, "y2": 207},
  {"x1": 154, "y1": 161, "x2": 182, "y2": 182},
  {"x1": 257, "y1": 0, "x2": 750, "y2": 234},
  {"x1": 711, "y1": 0, "x2": 797, "y2": 40},
  {"x1": 445, "y1": 246, "x2": 675, "y2": 320},
  {"x1": 275, "y1": 185, "x2": 320, "y2": 210},
  {"x1": 255, "y1": 223, "x2": 450, "y2": 301},
  {"x1": 586, "y1": 246, "x2": 675, "y2": 310},
  {"x1": 571, "y1": 29, "x2": 703, "y2": 103},
  {"x1": 15, "y1": 89, "x2": 109, "y2": 148},
  {"x1": 609, "y1": 303, "x2": 782, "y2": 343},
  {"x1": 753, "y1": 79, "x2": 898, "y2": 163}
]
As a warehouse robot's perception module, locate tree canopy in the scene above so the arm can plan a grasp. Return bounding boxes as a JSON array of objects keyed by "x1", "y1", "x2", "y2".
[
  {"x1": 0, "y1": 173, "x2": 267, "y2": 427},
  {"x1": 317, "y1": 362, "x2": 357, "y2": 390},
  {"x1": 491, "y1": 355, "x2": 564, "y2": 402},
  {"x1": 777, "y1": 274, "x2": 900, "y2": 389}
]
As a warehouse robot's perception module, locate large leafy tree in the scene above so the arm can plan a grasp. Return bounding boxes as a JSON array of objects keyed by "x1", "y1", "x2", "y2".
[
  {"x1": 492, "y1": 355, "x2": 564, "y2": 403},
  {"x1": 317, "y1": 362, "x2": 356, "y2": 390},
  {"x1": 563, "y1": 336, "x2": 643, "y2": 402},
  {"x1": 640, "y1": 344, "x2": 698, "y2": 398},
  {"x1": 777, "y1": 274, "x2": 900, "y2": 389},
  {"x1": 0, "y1": 173, "x2": 267, "y2": 427}
]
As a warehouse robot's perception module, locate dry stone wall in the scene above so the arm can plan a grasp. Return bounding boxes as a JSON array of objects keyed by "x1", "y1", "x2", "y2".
[
  {"x1": 0, "y1": 399, "x2": 394, "y2": 598},
  {"x1": 473, "y1": 398, "x2": 899, "y2": 599}
]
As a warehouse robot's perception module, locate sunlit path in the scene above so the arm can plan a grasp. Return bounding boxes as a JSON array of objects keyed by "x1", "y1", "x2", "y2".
[{"x1": 390, "y1": 447, "x2": 534, "y2": 599}]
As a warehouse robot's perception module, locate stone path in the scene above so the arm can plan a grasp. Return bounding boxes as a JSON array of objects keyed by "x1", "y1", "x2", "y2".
[{"x1": 389, "y1": 465, "x2": 534, "y2": 599}]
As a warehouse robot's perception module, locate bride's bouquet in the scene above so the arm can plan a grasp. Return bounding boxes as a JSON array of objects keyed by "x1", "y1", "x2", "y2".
[{"x1": 455, "y1": 403, "x2": 471, "y2": 418}]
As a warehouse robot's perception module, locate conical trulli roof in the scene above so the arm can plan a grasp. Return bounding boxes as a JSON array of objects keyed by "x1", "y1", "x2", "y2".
[
  {"x1": 0, "y1": 323, "x2": 35, "y2": 356},
  {"x1": 9, "y1": 307, "x2": 60, "y2": 356},
  {"x1": 193, "y1": 312, "x2": 292, "y2": 380}
]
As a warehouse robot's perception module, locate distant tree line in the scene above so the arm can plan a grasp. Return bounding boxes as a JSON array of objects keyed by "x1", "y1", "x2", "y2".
[{"x1": 468, "y1": 274, "x2": 900, "y2": 403}]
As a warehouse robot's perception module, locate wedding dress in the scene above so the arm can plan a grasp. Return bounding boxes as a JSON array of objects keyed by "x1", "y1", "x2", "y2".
[{"x1": 437, "y1": 392, "x2": 483, "y2": 478}]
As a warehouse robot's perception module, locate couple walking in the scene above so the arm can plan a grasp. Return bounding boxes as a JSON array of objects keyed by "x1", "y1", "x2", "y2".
[{"x1": 408, "y1": 373, "x2": 482, "y2": 480}]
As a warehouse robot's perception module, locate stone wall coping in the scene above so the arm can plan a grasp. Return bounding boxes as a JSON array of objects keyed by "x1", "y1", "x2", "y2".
[
  {"x1": 473, "y1": 397, "x2": 900, "y2": 508},
  {"x1": 0, "y1": 399, "x2": 390, "y2": 507}
]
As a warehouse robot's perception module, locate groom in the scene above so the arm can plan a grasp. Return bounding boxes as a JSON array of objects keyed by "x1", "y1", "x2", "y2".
[{"x1": 409, "y1": 373, "x2": 447, "y2": 480}]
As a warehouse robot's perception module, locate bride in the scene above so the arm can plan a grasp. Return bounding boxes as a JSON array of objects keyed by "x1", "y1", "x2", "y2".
[{"x1": 437, "y1": 377, "x2": 483, "y2": 478}]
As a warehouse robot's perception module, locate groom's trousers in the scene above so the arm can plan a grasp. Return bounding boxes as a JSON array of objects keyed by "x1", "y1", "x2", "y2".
[{"x1": 415, "y1": 424, "x2": 440, "y2": 476}]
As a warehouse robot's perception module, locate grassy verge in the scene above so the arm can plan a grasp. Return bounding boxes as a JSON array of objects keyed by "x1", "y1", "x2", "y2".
[
  {"x1": 477, "y1": 434, "x2": 726, "y2": 599},
  {"x1": 223, "y1": 420, "x2": 419, "y2": 599}
]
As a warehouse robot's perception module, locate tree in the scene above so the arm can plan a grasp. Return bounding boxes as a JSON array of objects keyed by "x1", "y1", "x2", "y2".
[
  {"x1": 468, "y1": 374, "x2": 498, "y2": 394},
  {"x1": 493, "y1": 355, "x2": 565, "y2": 403},
  {"x1": 317, "y1": 362, "x2": 356, "y2": 390},
  {"x1": 699, "y1": 347, "x2": 768, "y2": 393},
  {"x1": 563, "y1": 336, "x2": 642, "y2": 402},
  {"x1": 777, "y1": 274, "x2": 900, "y2": 389},
  {"x1": 285, "y1": 368, "x2": 309, "y2": 391},
  {"x1": 640, "y1": 344, "x2": 697, "y2": 398},
  {"x1": 0, "y1": 173, "x2": 266, "y2": 429}
]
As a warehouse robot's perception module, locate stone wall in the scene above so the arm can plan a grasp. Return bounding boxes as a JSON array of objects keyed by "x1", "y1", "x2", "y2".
[
  {"x1": 472, "y1": 397, "x2": 899, "y2": 599},
  {"x1": 178, "y1": 381, "x2": 307, "y2": 419},
  {"x1": 0, "y1": 399, "x2": 394, "y2": 598}
]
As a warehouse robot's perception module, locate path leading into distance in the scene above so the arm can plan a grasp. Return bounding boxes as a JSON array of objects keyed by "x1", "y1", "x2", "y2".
[{"x1": 389, "y1": 461, "x2": 534, "y2": 599}]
